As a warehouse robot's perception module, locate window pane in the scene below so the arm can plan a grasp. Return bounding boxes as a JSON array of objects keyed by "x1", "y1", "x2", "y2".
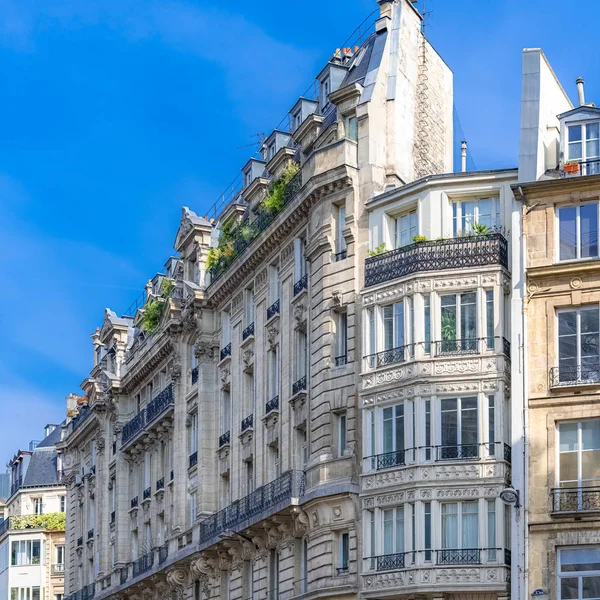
[
  {"x1": 383, "y1": 408, "x2": 393, "y2": 453},
  {"x1": 559, "y1": 208, "x2": 578, "y2": 260},
  {"x1": 561, "y1": 547, "x2": 600, "y2": 572},
  {"x1": 395, "y1": 406, "x2": 404, "y2": 451},
  {"x1": 441, "y1": 295, "x2": 457, "y2": 349},
  {"x1": 383, "y1": 510, "x2": 393, "y2": 554},
  {"x1": 559, "y1": 312, "x2": 578, "y2": 336},
  {"x1": 581, "y1": 204, "x2": 599, "y2": 258},
  {"x1": 462, "y1": 503, "x2": 478, "y2": 548},
  {"x1": 395, "y1": 508, "x2": 404, "y2": 553},
  {"x1": 560, "y1": 423, "x2": 579, "y2": 452},
  {"x1": 441, "y1": 401, "x2": 458, "y2": 446},
  {"x1": 383, "y1": 306, "x2": 394, "y2": 351},
  {"x1": 394, "y1": 302, "x2": 405, "y2": 348},
  {"x1": 560, "y1": 452, "x2": 578, "y2": 484},
  {"x1": 583, "y1": 576, "x2": 600, "y2": 599},
  {"x1": 441, "y1": 504, "x2": 458, "y2": 548},
  {"x1": 583, "y1": 422, "x2": 600, "y2": 450},
  {"x1": 561, "y1": 577, "x2": 579, "y2": 600},
  {"x1": 461, "y1": 293, "x2": 477, "y2": 341},
  {"x1": 569, "y1": 125, "x2": 583, "y2": 142},
  {"x1": 582, "y1": 450, "x2": 600, "y2": 483}
]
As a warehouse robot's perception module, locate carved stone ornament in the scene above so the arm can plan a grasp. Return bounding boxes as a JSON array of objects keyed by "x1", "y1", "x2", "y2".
[
  {"x1": 166, "y1": 567, "x2": 189, "y2": 600},
  {"x1": 332, "y1": 290, "x2": 342, "y2": 307},
  {"x1": 169, "y1": 355, "x2": 182, "y2": 382},
  {"x1": 182, "y1": 303, "x2": 202, "y2": 334},
  {"x1": 294, "y1": 303, "x2": 306, "y2": 323},
  {"x1": 242, "y1": 349, "x2": 254, "y2": 367},
  {"x1": 194, "y1": 341, "x2": 216, "y2": 363},
  {"x1": 267, "y1": 326, "x2": 279, "y2": 349},
  {"x1": 220, "y1": 367, "x2": 230, "y2": 383},
  {"x1": 96, "y1": 437, "x2": 106, "y2": 453},
  {"x1": 153, "y1": 581, "x2": 170, "y2": 600}
]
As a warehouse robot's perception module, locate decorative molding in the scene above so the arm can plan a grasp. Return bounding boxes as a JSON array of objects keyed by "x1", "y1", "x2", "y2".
[
  {"x1": 281, "y1": 242, "x2": 295, "y2": 266},
  {"x1": 255, "y1": 268, "x2": 268, "y2": 292}
]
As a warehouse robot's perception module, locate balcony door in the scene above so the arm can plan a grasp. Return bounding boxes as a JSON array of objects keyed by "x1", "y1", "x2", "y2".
[
  {"x1": 557, "y1": 307, "x2": 600, "y2": 384},
  {"x1": 440, "y1": 502, "x2": 479, "y2": 564},
  {"x1": 440, "y1": 397, "x2": 478, "y2": 459},
  {"x1": 381, "y1": 405, "x2": 405, "y2": 468},
  {"x1": 440, "y1": 293, "x2": 477, "y2": 353},
  {"x1": 383, "y1": 507, "x2": 405, "y2": 557},
  {"x1": 395, "y1": 210, "x2": 417, "y2": 248}
]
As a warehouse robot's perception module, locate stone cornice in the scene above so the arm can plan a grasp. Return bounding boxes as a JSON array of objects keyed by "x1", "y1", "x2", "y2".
[
  {"x1": 121, "y1": 338, "x2": 174, "y2": 394},
  {"x1": 527, "y1": 259, "x2": 600, "y2": 279}
]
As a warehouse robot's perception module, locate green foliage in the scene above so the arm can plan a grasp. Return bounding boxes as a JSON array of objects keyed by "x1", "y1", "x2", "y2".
[
  {"x1": 12, "y1": 512, "x2": 66, "y2": 531},
  {"x1": 140, "y1": 299, "x2": 165, "y2": 333},
  {"x1": 441, "y1": 313, "x2": 457, "y2": 341},
  {"x1": 413, "y1": 235, "x2": 428, "y2": 243},
  {"x1": 261, "y1": 162, "x2": 300, "y2": 215},
  {"x1": 160, "y1": 278, "x2": 175, "y2": 298},
  {"x1": 368, "y1": 243, "x2": 387, "y2": 257},
  {"x1": 470, "y1": 222, "x2": 491, "y2": 235}
]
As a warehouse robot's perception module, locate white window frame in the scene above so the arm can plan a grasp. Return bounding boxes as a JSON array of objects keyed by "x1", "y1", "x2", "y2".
[
  {"x1": 557, "y1": 546, "x2": 600, "y2": 600},
  {"x1": 381, "y1": 506, "x2": 405, "y2": 556},
  {"x1": 567, "y1": 121, "x2": 600, "y2": 167},
  {"x1": 556, "y1": 202, "x2": 599, "y2": 262},
  {"x1": 452, "y1": 197, "x2": 500, "y2": 236},
  {"x1": 394, "y1": 209, "x2": 418, "y2": 248},
  {"x1": 557, "y1": 419, "x2": 600, "y2": 488},
  {"x1": 441, "y1": 501, "x2": 479, "y2": 550}
]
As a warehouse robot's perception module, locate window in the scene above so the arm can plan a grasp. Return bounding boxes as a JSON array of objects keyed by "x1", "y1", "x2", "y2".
[
  {"x1": 295, "y1": 330, "x2": 307, "y2": 382},
  {"x1": 267, "y1": 348, "x2": 279, "y2": 401},
  {"x1": 244, "y1": 372, "x2": 255, "y2": 417},
  {"x1": 221, "y1": 310, "x2": 231, "y2": 346},
  {"x1": 243, "y1": 560, "x2": 254, "y2": 599},
  {"x1": 345, "y1": 116, "x2": 357, "y2": 141},
  {"x1": 453, "y1": 198, "x2": 500, "y2": 235},
  {"x1": 11, "y1": 540, "x2": 41, "y2": 565},
  {"x1": 56, "y1": 545, "x2": 65, "y2": 566},
  {"x1": 268, "y1": 444, "x2": 279, "y2": 480},
  {"x1": 32, "y1": 497, "x2": 43, "y2": 515},
  {"x1": 60, "y1": 496, "x2": 66, "y2": 513},
  {"x1": 441, "y1": 502, "x2": 478, "y2": 549},
  {"x1": 440, "y1": 293, "x2": 477, "y2": 353},
  {"x1": 424, "y1": 502, "x2": 432, "y2": 561},
  {"x1": 220, "y1": 571, "x2": 231, "y2": 600},
  {"x1": 424, "y1": 295, "x2": 431, "y2": 354},
  {"x1": 395, "y1": 210, "x2": 417, "y2": 248},
  {"x1": 383, "y1": 405, "x2": 405, "y2": 458},
  {"x1": 243, "y1": 169, "x2": 251, "y2": 189},
  {"x1": 269, "y1": 265, "x2": 279, "y2": 303},
  {"x1": 440, "y1": 397, "x2": 478, "y2": 459},
  {"x1": 425, "y1": 400, "x2": 432, "y2": 461},
  {"x1": 336, "y1": 204, "x2": 347, "y2": 255},
  {"x1": 221, "y1": 390, "x2": 231, "y2": 433},
  {"x1": 558, "y1": 420, "x2": 600, "y2": 490},
  {"x1": 567, "y1": 122, "x2": 600, "y2": 174},
  {"x1": 189, "y1": 491, "x2": 197, "y2": 524},
  {"x1": 339, "y1": 532, "x2": 349, "y2": 572},
  {"x1": 294, "y1": 238, "x2": 307, "y2": 281},
  {"x1": 487, "y1": 500, "x2": 497, "y2": 560},
  {"x1": 293, "y1": 111, "x2": 302, "y2": 131},
  {"x1": 384, "y1": 302, "x2": 405, "y2": 351},
  {"x1": 267, "y1": 142, "x2": 276, "y2": 160},
  {"x1": 486, "y1": 290, "x2": 495, "y2": 348},
  {"x1": 188, "y1": 411, "x2": 198, "y2": 459},
  {"x1": 321, "y1": 77, "x2": 330, "y2": 108},
  {"x1": 488, "y1": 395, "x2": 496, "y2": 457},
  {"x1": 269, "y1": 550, "x2": 279, "y2": 600},
  {"x1": 557, "y1": 307, "x2": 600, "y2": 383},
  {"x1": 558, "y1": 203, "x2": 599, "y2": 261},
  {"x1": 558, "y1": 547, "x2": 600, "y2": 600},
  {"x1": 338, "y1": 413, "x2": 347, "y2": 457},
  {"x1": 366, "y1": 307, "x2": 375, "y2": 358},
  {"x1": 245, "y1": 287, "x2": 254, "y2": 326},
  {"x1": 335, "y1": 311, "x2": 348, "y2": 365},
  {"x1": 300, "y1": 539, "x2": 308, "y2": 593},
  {"x1": 245, "y1": 460, "x2": 254, "y2": 494},
  {"x1": 383, "y1": 507, "x2": 404, "y2": 555}
]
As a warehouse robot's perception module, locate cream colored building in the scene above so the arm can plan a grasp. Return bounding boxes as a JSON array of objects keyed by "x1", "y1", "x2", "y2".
[
  {"x1": 0, "y1": 427, "x2": 66, "y2": 600},
  {"x1": 517, "y1": 49, "x2": 600, "y2": 600}
]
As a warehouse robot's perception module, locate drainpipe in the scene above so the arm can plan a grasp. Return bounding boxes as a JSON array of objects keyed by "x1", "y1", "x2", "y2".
[
  {"x1": 461, "y1": 141, "x2": 467, "y2": 173},
  {"x1": 576, "y1": 77, "x2": 585, "y2": 106}
]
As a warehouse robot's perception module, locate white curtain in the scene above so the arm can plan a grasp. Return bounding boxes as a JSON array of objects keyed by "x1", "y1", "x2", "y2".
[
  {"x1": 462, "y1": 502, "x2": 478, "y2": 548},
  {"x1": 442, "y1": 504, "x2": 458, "y2": 548}
]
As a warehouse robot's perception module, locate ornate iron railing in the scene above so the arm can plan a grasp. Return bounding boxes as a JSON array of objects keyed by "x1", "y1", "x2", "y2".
[
  {"x1": 219, "y1": 431, "x2": 230, "y2": 447},
  {"x1": 0, "y1": 518, "x2": 10, "y2": 538},
  {"x1": 51, "y1": 563, "x2": 65, "y2": 576},
  {"x1": 365, "y1": 344, "x2": 413, "y2": 368},
  {"x1": 437, "y1": 548, "x2": 481, "y2": 565},
  {"x1": 243, "y1": 322, "x2": 255, "y2": 341},
  {"x1": 562, "y1": 158, "x2": 600, "y2": 177},
  {"x1": 503, "y1": 337, "x2": 511, "y2": 358},
  {"x1": 87, "y1": 528, "x2": 94, "y2": 540},
  {"x1": 122, "y1": 384, "x2": 174, "y2": 446},
  {"x1": 159, "y1": 542, "x2": 169, "y2": 565},
  {"x1": 267, "y1": 300, "x2": 280, "y2": 320},
  {"x1": 365, "y1": 233, "x2": 509, "y2": 287},
  {"x1": 376, "y1": 552, "x2": 406, "y2": 571},
  {"x1": 266, "y1": 396, "x2": 279, "y2": 414},
  {"x1": 292, "y1": 376, "x2": 307, "y2": 395},
  {"x1": 551, "y1": 487, "x2": 600, "y2": 512},
  {"x1": 110, "y1": 511, "x2": 115, "y2": 524},
  {"x1": 70, "y1": 404, "x2": 95, "y2": 434},
  {"x1": 371, "y1": 449, "x2": 406, "y2": 470},
  {"x1": 550, "y1": 363, "x2": 600, "y2": 387},
  {"x1": 505, "y1": 548, "x2": 512, "y2": 565},
  {"x1": 335, "y1": 355, "x2": 348, "y2": 366},
  {"x1": 208, "y1": 170, "x2": 303, "y2": 283},
  {"x1": 241, "y1": 414, "x2": 254, "y2": 432},
  {"x1": 189, "y1": 452, "x2": 198, "y2": 469},
  {"x1": 131, "y1": 496, "x2": 139, "y2": 509},
  {"x1": 191, "y1": 365, "x2": 199, "y2": 384},
  {"x1": 504, "y1": 443, "x2": 512, "y2": 463},
  {"x1": 156, "y1": 477, "x2": 165, "y2": 491},
  {"x1": 333, "y1": 250, "x2": 347, "y2": 262},
  {"x1": 199, "y1": 470, "x2": 305, "y2": 545},
  {"x1": 77, "y1": 536, "x2": 83, "y2": 548},
  {"x1": 133, "y1": 551, "x2": 154, "y2": 578},
  {"x1": 220, "y1": 343, "x2": 232, "y2": 362},
  {"x1": 434, "y1": 338, "x2": 479, "y2": 356},
  {"x1": 293, "y1": 274, "x2": 308, "y2": 296},
  {"x1": 437, "y1": 444, "x2": 479, "y2": 460},
  {"x1": 143, "y1": 487, "x2": 151, "y2": 500}
]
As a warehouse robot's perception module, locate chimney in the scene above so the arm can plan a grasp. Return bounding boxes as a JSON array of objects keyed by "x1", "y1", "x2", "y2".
[
  {"x1": 461, "y1": 141, "x2": 468, "y2": 173},
  {"x1": 576, "y1": 77, "x2": 585, "y2": 106}
]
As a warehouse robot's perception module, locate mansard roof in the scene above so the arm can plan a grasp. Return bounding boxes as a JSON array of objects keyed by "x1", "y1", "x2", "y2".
[{"x1": 174, "y1": 206, "x2": 212, "y2": 251}]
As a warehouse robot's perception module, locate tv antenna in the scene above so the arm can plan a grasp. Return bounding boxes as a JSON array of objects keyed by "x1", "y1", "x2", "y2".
[
  {"x1": 420, "y1": 0, "x2": 433, "y2": 36},
  {"x1": 237, "y1": 133, "x2": 266, "y2": 151}
]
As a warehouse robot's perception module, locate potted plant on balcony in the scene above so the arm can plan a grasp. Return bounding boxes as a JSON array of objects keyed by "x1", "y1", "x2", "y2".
[
  {"x1": 563, "y1": 161, "x2": 580, "y2": 175},
  {"x1": 413, "y1": 235, "x2": 427, "y2": 243},
  {"x1": 368, "y1": 243, "x2": 387, "y2": 257}
]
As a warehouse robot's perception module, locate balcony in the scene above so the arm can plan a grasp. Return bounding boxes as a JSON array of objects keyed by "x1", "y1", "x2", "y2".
[
  {"x1": 189, "y1": 452, "x2": 198, "y2": 469},
  {"x1": 156, "y1": 477, "x2": 165, "y2": 491},
  {"x1": 191, "y1": 365, "x2": 198, "y2": 385},
  {"x1": 293, "y1": 274, "x2": 308, "y2": 296},
  {"x1": 550, "y1": 363, "x2": 600, "y2": 388},
  {"x1": 158, "y1": 542, "x2": 169, "y2": 566},
  {"x1": 267, "y1": 299, "x2": 280, "y2": 321},
  {"x1": 335, "y1": 355, "x2": 348, "y2": 366},
  {"x1": 220, "y1": 343, "x2": 232, "y2": 362},
  {"x1": 219, "y1": 430, "x2": 231, "y2": 447},
  {"x1": 132, "y1": 551, "x2": 154, "y2": 578},
  {"x1": 242, "y1": 322, "x2": 255, "y2": 341},
  {"x1": 292, "y1": 376, "x2": 307, "y2": 396},
  {"x1": 143, "y1": 487, "x2": 151, "y2": 501},
  {"x1": 333, "y1": 249, "x2": 347, "y2": 262},
  {"x1": 121, "y1": 383, "x2": 174, "y2": 447},
  {"x1": 370, "y1": 450, "x2": 406, "y2": 470},
  {"x1": 364, "y1": 233, "x2": 508, "y2": 288},
  {"x1": 365, "y1": 344, "x2": 414, "y2": 369},
  {"x1": 131, "y1": 496, "x2": 139, "y2": 509},
  {"x1": 241, "y1": 414, "x2": 254, "y2": 432},
  {"x1": 199, "y1": 470, "x2": 305, "y2": 546},
  {"x1": 551, "y1": 487, "x2": 600, "y2": 513},
  {"x1": 87, "y1": 528, "x2": 94, "y2": 540},
  {"x1": 266, "y1": 396, "x2": 279, "y2": 415},
  {"x1": 562, "y1": 158, "x2": 600, "y2": 177},
  {"x1": 51, "y1": 563, "x2": 65, "y2": 576},
  {"x1": 437, "y1": 548, "x2": 481, "y2": 565}
]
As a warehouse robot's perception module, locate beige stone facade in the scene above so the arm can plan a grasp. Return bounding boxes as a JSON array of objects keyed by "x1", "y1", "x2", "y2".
[{"x1": 520, "y1": 174, "x2": 600, "y2": 600}]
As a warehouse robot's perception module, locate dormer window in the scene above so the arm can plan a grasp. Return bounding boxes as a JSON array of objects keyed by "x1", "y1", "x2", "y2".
[
  {"x1": 244, "y1": 170, "x2": 251, "y2": 189},
  {"x1": 567, "y1": 122, "x2": 600, "y2": 174},
  {"x1": 321, "y1": 77, "x2": 330, "y2": 109},
  {"x1": 293, "y1": 111, "x2": 302, "y2": 131},
  {"x1": 268, "y1": 143, "x2": 276, "y2": 161}
]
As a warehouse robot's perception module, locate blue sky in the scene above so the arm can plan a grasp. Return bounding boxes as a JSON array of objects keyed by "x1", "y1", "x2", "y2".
[{"x1": 0, "y1": 0, "x2": 598, "y2": 465}]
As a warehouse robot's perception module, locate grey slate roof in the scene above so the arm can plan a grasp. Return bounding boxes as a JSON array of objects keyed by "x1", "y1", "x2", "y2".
[
  {"x1": 35, "y1": 426, "x2": 61, "y2": 449},
  {"x1": 22, "y1": 425, "x2": 63, "y2": 488},
  {"x1": 340, "y1": 33, "x2": 377, "y2": 88}
]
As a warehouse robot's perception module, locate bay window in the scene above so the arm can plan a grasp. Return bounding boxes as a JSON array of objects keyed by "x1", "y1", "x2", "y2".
[
  {"x1": 558, "y1": 203, "x2": 599, "y2": 261},
  {"x1": 383, "y1": 507, "x2": 404, "y2": 556},
  {"x1": 440, "y1": 293, "x2": 477, "y2": 353},
  {"x1": 440, "y1": 502, "x2": 479, "y2": 563},
  {"x1": 440, "y1": 397, "x2": 478, "y2": 459},
  {"x1": 558, "y1": 547, "x2": 600, "y2": 600},
  {"x1": 453, "y1": 198, "x2": 500, "y2": 235},
  {"x1": 11, "y1": 540, "x2": 41, "y2": 566},
  {"x1": 395, "y1": 210, "x2": 417, "y2": 248},
  {"x1": 567, "y1": 122, "x2": 600, "y2": 174},
  {"x1": 381, "y1": 405, "x2": 405, "y2": 467},
  {"x1": 557, "y1": 307, "x2": 600, "y2": 384}
]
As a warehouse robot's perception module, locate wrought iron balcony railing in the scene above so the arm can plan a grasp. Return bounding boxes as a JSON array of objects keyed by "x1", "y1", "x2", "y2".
[
  {"x1": 156, "y1": 477, "x2": 165, "y2": 491},
  {"x1": 550, "y1": 363, "x2": 600, "y2": 388},
  {"x1": 191, "y1": 365, "x2": 199, "y2": 384},
  {"x1": 437, "y1": 548, "x2": 481, "y2": 565},
  {"x1": 199, "y1": 470, "x2": 305, "y2": 545},
  {"x1": 293, "y1": 274, "x2": 308, "y2": 296},
  {"x1": 434, "y1": 337, "x2": 479, "y2": 356},
  {"x1": 159, "y1": 542, "x2": 169, "y2": 565},
  {"x1": 503, "y1": 442, "x2": 512, "y2": 463},
  {"x1": 267, "y1": 299, "x2": 280, "y2": 321},
  {"x1": 87, "y1": 528, "x2": 94, "y2": 540},
  {"x1": 266, "y1": 396, "x2": 279, "y2": 414},
  {"x1": 243, "y1": 322, "x2": 255, "y2": 341},
  {"x1": 551, "y1": 487, "x2": 600, "y2": 513},
  {"x1": 70, "y1": 404, "x2": 94, "y2": 434},
  {"x1": 437, "y1": 444, "x2": 479, "y2": 460},
  {"x1": 292, "y1": 376, "x2": 307, "y2": 396},
  {"x1": 0, "y1": 518, "x2": 10, "y2": 538},
  {"x1": 333, "y1": 249, "x2": 347, "y2": 262},
  {"x1": 365, "y1": 233, "x2": 509, "y2": 288},
  {"x1": 51, "y1": 563, "x2": 65, "y2": 576},
  {"x1": 10, "y1": 477, "x2": 22, "y2": 497},
  {"x1": 365, "y1": 344, "x2": 413, "y2": 369},
  {"x1": 219, "y1": 430, "x2": 230, "y2": 447},
  {"x1": 335, "y1": 355, "x2": 348, "y2": 366},
  {"x1": 370, "y1": 449, "x2": 406, "y2": 470},
  {"x1": 143, "y1": 487, "x2": 151, "y2": 500},
  {"x1": 77, "y1": 536, "x2": 83, "y2": 548},
  {"x1": 374, "y1": 552, "x2": 407, "y2": 571},
  {"x1": 133, "y1": 551, "x2": 154, "y2": 578},
  {"x1": 122, "y1": 384, "x2": 174, "y2": 446},
  {"x1": 562, "y1": 158, "x2": 600, "y2": 177},
  {"x1": 220, "y1": 343, "x2": 232, "y2": 362},
  {"x1": 131, "y1": 496, "x2": 139, "y2": 509},
  {"x1": 241, "y1": 414, "x2": 254, "y2": 432},
  {"x1": 189, "y1": 452, "x2": 198, "y2": 469},
  {"x1": 110, "y1": 511, "x2": 115, "y2": 524}
]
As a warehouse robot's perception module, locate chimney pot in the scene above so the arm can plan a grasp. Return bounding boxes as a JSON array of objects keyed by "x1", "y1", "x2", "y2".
[
  {"x1": 461, "y1": 140, "x2": 468, "y2": 173},
  {"x1": 576, "y1": 76, "x2": 585, "y2": 106}
]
